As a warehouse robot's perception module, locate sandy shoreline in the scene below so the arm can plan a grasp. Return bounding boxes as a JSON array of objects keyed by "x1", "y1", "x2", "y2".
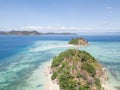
[
  {"x1": 100, "y1": 67, "x2": 118, "y2": 90},
  {"x1": 43, "y1": 62, "x2": 60, "y2": 90},
  {"x1": 101, "y1": 78, "x2": 117, "y2": 90}
]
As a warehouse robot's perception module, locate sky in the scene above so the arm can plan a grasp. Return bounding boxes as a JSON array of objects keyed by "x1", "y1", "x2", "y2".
[{"x1": 0, "y1": 0, "x2": 120, "y2": 34}]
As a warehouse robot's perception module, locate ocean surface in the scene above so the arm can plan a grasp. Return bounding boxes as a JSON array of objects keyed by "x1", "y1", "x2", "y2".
[{"x1": 0, "y1": 35, "x2": 120, "y2": 90}]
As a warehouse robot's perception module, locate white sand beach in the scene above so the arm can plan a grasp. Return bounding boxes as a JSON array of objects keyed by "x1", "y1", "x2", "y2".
[
  {"x1": 101, "y1": 82, "x2": 117, "y2": 90},
  {"x1": 43, "y1": 62, "x2": 60, "y2": 90},
  {"x1": 100, "y1": 67, "x2": 117, "y2": 90}
]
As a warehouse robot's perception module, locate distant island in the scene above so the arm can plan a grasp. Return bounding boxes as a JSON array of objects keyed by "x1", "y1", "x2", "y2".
[
  {"x1": 0, "y1": 30, "x2": 76, "y2": 35},
  {"x1": 51, "y1": 49, "x2": 107, "y2": 90},
  {"x1": 68, "y1": 37, "x2": 88, "y2": 46}
]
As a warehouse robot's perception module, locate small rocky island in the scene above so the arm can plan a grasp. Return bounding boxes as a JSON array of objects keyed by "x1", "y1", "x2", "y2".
[
  {"x1": 51, "y1": 49, "x2": 107, "y2": 90},
  {"x1": 68, "y1": 37, "x2": 88, "y2": 46}
]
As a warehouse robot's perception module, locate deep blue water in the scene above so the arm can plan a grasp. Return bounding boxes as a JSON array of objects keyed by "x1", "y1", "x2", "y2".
[{"x1": 0, "y1": 35, "x2": 120, "y2": 60}]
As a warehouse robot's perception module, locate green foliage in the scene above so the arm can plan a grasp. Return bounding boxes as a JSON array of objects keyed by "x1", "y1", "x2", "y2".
[
  {"x1": 95, "y1": 78, "x2": 101, "y2": 89},
  {"x1": 51, "y1": 72, "x2": 57, "y2": 80},
  {"x1": 81, "y1": 63, "x2": 96, "y2": 76},
  {"x1": 79, "y1": 86, "x2": 89, "y2": 90},
  {"x1": 77, "y1": 72, "x2": 83, "y2": 78},
  {"x1": 68, "y1": 38, "x2": 78, "y2": 45},
  {"x1": 62, "y1": 62, "x2": 68, "y2": 68},
  {"x1": 52, "y1": 49, "x2": 76, "y2": 67},
  {"x1": 59, "y1": 73, "x2": 76, "y2": 90},
  {"x1": 68, "y1": 37, "x2": 88, "y2": 45},
  {"x1": 51, "y1": 49, "x2": 102, "y2": 90},
  {"x1": 60, "y1": 49, "x2": 75, "y2": 57},
  {"x1": 52, "y1": 57, "x2": 63, "y2": 67},
  {"x1": 81, "y1": 57, "x2": 87, "y2": 62},
  {"x1": 80, "y1": 51, "x2": 96, "y2": 62}
]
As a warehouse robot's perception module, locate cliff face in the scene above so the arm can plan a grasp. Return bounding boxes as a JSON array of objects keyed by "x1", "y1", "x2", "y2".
[
  {"x1": 68, "y1": 37, "x2": 88, "y2": 45},
  {"x1": 51, "y1": 49, "x2": 104, "y2": 90}
]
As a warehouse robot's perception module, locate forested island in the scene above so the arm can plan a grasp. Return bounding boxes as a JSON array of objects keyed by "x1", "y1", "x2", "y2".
[
  {"x1": 51, "y1": 49, "x2": 107, "y2": 90},
  {"x1": 68, "y1": 37, "x2": 88, "y2": 45}
]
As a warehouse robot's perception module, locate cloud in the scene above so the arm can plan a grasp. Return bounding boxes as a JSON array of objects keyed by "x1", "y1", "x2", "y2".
[
  {"x1": 106, "y1": 6, "x2": 113, "y2": 10},
  {"x1": 0, "y1": 25, "x2": 119, "y2": 34},
  {"x1": 0, "y1": 25, "x2": 118, "y2": 33},
  {"x1": 101, "y1": 21, "x2": 112, "y2": 26},
  {"x1": 106, "y1": 6, "x2": 113, "y2": 13},
  {"x1": 17, "y1": 26, "x2": 80, "y2": 33}
]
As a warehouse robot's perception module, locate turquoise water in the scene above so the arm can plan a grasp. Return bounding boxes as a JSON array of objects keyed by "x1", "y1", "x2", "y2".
[
  {"x1": 79, "y1": 42, "x2": 120, "y2": 87},
  {"x1": 0, "y1": 35, "x2": 120, "y2": 90},
  {"x1": 0, "y1": 40, "x2": 70, "y2": 90}
]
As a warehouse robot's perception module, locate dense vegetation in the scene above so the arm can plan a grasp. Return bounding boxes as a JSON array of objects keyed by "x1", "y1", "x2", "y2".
[
  {"x1": 68, "y1": 37, "x2": 88, "y2": 45},
  {"x1": 51, "y1": 49, "x2": 103, "y2": 90}
]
